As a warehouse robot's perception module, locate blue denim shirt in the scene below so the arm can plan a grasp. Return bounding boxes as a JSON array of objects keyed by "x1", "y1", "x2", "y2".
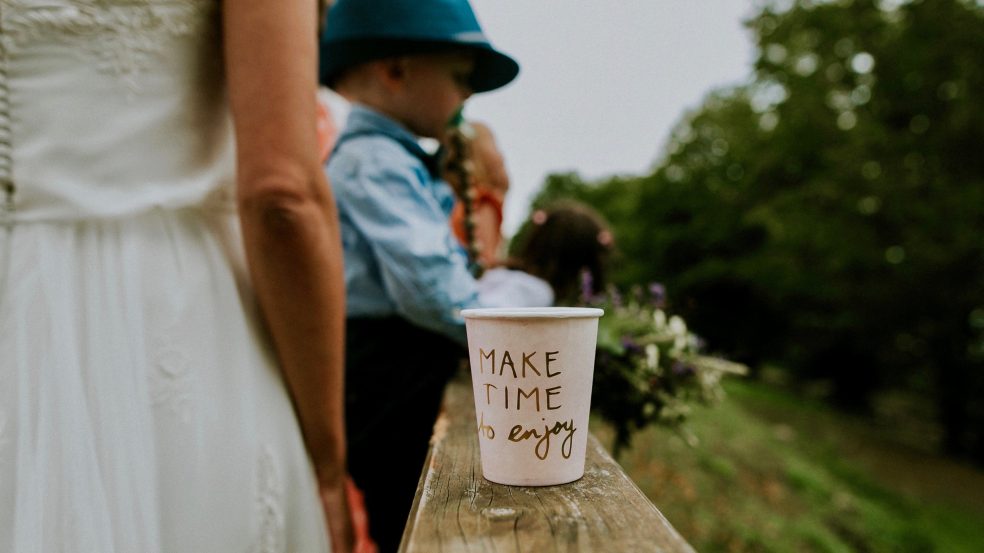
[{"x1": 327, "y1": 105, "x2": 479, "y2": 344}]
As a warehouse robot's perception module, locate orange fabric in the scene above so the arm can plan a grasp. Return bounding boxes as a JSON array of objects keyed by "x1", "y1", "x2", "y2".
[
  {"x1": 346, "y1": 477, "x2": 378, "y2": 553},
  {"x1": 450, "y1": 185, "x2": 503, "y2": 246}
]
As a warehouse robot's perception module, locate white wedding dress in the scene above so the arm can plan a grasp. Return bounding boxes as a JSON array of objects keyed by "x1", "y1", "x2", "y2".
[{"x1": 0, "y1": 1, "x2": 329, "y2": 551}]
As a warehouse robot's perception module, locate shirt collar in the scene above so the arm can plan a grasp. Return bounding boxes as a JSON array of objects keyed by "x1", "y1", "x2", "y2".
[{"x1": 340, "y1": 104, "x2": 443, "y2": 177}]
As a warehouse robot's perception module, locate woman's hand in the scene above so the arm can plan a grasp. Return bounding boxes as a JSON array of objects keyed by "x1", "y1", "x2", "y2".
[
  {"x1": 319, "y1": 476, "x2": 355, "y2": 553},
  {"x1": 320, "y1": 475, "x2": 378, "y2": 553}
]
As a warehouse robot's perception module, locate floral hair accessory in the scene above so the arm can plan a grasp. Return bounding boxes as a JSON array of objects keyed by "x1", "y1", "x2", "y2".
[
  {"x1": 531, "y1": 209, "x2": 548, "y2": 225},
  {"x1": 597, "y1": 229, "x2": 613, "y2": 247}
]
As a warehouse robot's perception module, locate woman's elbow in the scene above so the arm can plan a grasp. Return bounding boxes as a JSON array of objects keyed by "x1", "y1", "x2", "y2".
[{"x1": 238, "y1": 176, "x2": 337, "y2": 236}]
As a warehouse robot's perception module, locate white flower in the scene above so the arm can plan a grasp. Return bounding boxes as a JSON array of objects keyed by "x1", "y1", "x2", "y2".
[
  {"x1": 653, "y1": 309, "x2": 667, "y2": 328},
  {"x1": 646, "y1": 344, "x2": 659, "y2": 370},
  {"x1": 673, "y1": 335, "x2": 688, "y2": 352},
  {"x1": 669, "y1": 315, "x2": 687, "y2": 336}
]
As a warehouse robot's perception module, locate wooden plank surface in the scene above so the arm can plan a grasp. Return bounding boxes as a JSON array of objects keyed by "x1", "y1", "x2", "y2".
[{"x1": 400, "y1": 376, "x2": 696, "y2": 553}]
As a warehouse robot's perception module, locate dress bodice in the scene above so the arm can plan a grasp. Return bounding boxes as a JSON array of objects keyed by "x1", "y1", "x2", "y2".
[{"x1": 0, "y1": 0, "x2": 235, "y2": 222}]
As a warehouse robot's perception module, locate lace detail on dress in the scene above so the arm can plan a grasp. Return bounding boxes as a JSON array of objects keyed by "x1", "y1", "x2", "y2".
[
  {"x1": 149, "y1": 316, "x2": 195, "y2": 422},
  {"x1": 254, "y1": 445, "x2": 285, "y2": 553},
  {"x1": 0, "y1": 0, "x2": 216, "y2": 91}
]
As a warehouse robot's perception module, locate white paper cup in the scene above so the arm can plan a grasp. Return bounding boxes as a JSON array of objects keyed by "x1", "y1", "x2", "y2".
[{"x1": 462, "y1": 307, "x2": 604, "y2": 486}]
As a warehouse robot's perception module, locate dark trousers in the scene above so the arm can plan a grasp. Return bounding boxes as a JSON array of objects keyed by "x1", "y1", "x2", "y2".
[{"x1": 345, "y1": 317, "x2": 464, "y2": 553}]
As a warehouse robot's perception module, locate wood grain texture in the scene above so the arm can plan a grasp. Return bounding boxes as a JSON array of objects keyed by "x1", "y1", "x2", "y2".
[{"x1": 400, "y1": 377, "x2": 696, "y2": 553}]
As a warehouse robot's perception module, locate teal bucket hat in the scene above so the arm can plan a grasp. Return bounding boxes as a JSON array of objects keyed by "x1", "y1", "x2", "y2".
[{"x1": 319, "y1": 0, "x2": 520, "y2": 93}]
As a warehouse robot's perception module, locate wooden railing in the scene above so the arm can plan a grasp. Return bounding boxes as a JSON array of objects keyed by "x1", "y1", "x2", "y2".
[{"x1": 399, "y1": 375, "x2": 696, "y2": 553}]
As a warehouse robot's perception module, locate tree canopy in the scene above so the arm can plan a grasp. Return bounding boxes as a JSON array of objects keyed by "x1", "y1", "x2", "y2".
[{"x1": 522, "y1": 0, "x2": 984, "y2": 462}]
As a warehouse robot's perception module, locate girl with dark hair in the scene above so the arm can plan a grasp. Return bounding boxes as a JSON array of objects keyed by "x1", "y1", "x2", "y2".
[{"x1": 477, "y1": 200, "x2": 614, "y2": 307}]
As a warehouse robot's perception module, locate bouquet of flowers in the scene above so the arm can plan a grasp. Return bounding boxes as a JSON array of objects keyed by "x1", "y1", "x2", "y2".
[{"x1": 583, "y1": 280, "x2": 748, "y2": 456}]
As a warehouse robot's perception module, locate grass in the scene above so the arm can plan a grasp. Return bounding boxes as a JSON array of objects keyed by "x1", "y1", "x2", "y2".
[{"x1": 590, "y1": 380, "x2": 984, "y2": 553}]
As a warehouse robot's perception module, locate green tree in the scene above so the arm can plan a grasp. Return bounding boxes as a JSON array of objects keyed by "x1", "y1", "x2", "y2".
[{"x1": 529, "y1": 0, "x2": 984, "y2": 462}]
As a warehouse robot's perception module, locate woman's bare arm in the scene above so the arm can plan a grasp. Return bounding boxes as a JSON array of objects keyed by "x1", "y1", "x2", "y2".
[{"x1": 221, "y1": 0, "x2": 350, "y2": 549}]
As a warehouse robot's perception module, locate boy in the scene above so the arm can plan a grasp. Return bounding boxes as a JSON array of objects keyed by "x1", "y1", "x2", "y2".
[{"x1": 319, "y1": 0, "x2": 519, "y2": 549}]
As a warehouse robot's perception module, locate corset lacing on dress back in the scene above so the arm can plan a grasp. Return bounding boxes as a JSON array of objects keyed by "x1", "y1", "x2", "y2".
[
  {"x1": 1, "y1": 8, "x2": 14, "y2": 316},
  {"x1": 1, "y1": 9, "x2": 12, "y2": 222}
]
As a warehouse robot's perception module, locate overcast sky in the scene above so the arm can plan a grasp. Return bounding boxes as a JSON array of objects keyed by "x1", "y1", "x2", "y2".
[{"x1": 465, "y1": 0, "x2": 760, "y2": 234}]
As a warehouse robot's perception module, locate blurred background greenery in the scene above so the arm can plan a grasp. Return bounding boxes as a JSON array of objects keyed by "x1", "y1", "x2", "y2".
[
  {"x1": 590, "y1": 378, "x2": 984, "y2": 553},
  {"x1": 511, "y1": 0, "x2": 984, "y2": 549}
]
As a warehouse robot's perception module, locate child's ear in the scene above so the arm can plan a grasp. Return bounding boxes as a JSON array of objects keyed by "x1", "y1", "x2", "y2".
[{"x1": 377, "y1": 58, "x2": 407, "y2": 89}]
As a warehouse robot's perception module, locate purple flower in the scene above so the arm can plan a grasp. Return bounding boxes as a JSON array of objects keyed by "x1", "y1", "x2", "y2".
[
  {"x1": 671, "y1": 361, "x2": 695, "y2": 377},
  {"x1": 621, "y1": 337, "x2": 643, "y2": 355},
  {"x1": 648, "y1": 282, "x2": 667, "y2": 308},
  {"x1": 608, "y1": 285, "x2": 623, "y2": 308},
  {"x1": 579, "y1": 269, "x2": 595, "y2": 304}
]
